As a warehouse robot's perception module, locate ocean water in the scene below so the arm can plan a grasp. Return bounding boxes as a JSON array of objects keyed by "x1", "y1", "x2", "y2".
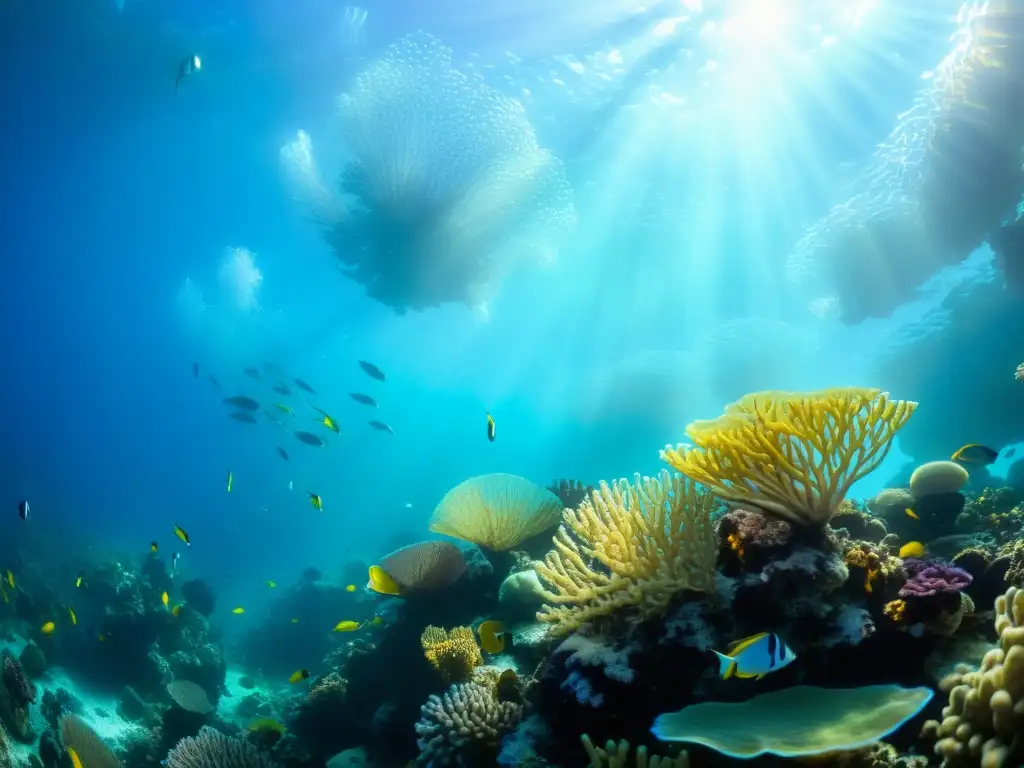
[{"x1": 0, "y1": 0, "x2": 1021, "y2": 707}]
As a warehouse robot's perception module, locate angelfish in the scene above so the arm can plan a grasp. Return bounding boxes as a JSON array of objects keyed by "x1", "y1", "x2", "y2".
[{"x1": 175, "y1": 54, "x2": 202, "y2": 93}]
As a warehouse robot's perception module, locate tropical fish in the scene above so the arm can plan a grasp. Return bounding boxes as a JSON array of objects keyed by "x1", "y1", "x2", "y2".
[
  {"x1": 226, "y1": 470, "x2": 233, "y2": 493},
  {"x1": 68, "y1": 607, "x2": 77, "y2": 626},
  {"x1": 368, "y1": 420, "x2": 394, "y2": 435},
  {"x1": 272, "y1": 384, "x2": 291, "y2": 396},
  {"x1": 357, "y1": 360, "x2": 385, "y2": 382},
  {"x1": 295, "y1": 431, "x2": 325, "y2": 447},
  {"x1": 17, "y1": 500, "x2": 29, "y2": 521},
  {"x1": 171, "y1": 552, "x2": 180, "y2": 574},
  {"x1": 75, "y1": 574, "x2": 84, "y2": 588},
  {"x1": 173, "y1": 524, "x2": 191, "y2": 547},
  {"x1": 345, "y1": 584, "x2": 356, "y2": 593},
  {"x1": 905, "y1": 508, "x2": 919, "y2": 520},
  {"x1": 243, "y1": 367, "x2": 261, "y2": 379},
  {"x1": 486, "y1": 412, "x2": 496, "y2": 442},
  {"x1": 192, "y1": 362, "x2": 199, "y2": 377},
  {"x1": 367, "y1": 565, "x2": 402, "y2": 596},
  {"x1": 477, "y1": 620, "x2": 506, "y2": 654},
  {"x1": 308, "y1": 493, "x2": 323, "y2": 512},
  {"x1": 67, "y1": 747, "x2": 83, "y2": 768},
  {"x1": 333, "y1": 620, "x2": 360, "y2": 632},
  {"x1": 291, "y1": 618, "x2": 299, "y2": 624},
  {"x1": 232, "y1": 606, "x2": 245, "y2": 615},
  {"x1": 174, "y1": 54, "x2": 202, "y2": 94},
  {"x1": 899, "y1": 541, "x2": 925, "y2": 558},
  {"x1": 273, "y1": 403, "x2": 294, "y2": 415},
  {"x1": 294, "y1": 378, "x2": 316, "y2": 395},
  {"x1": 161, "y1": 591, "x2": 169, "y2": 608},
  {"x1": 172, "y1": 605, "x2": 182, "y2": 617},
  {"x1": 319, "y1": 414, "x2": 340, "y2": 433},
  {"x1": 289, "y1": 669, "x2": 310, "y2": 684},
  {"x1": 224, "y1": 395, "x2": 260, "y2": 411},
  {"x1": 712, "y1": 632, "x2": 795, "y2": 680},
  {"x1": 208, "y1": 375, "x2": 222, "y2": 390},
  {"x1": 249, "y1": 718, "x2": 286, "y2": 736},
  {"x1": 951, "y1": 443, "x2": 1000, "y2": 465},
  {"x1": 150, "y1": 541, "x2": 159, "y2": 553},
  {"x1": 40, "y1": 622, "x2": 55, "y2": 636},
  {"x1": 231, "y1": 412, "x2": 258, "y2": 424},
  {"x1": 368, "y1": 616, "x2": 385, "y2": 627},
  {"x1": 6, "y1": 571, "x2": 13, "y2": 589},
  {"x1": 349, "y1": 393, "x2": 378, "y2": 407},
  {"x1": 267, "y1": 580, "x2": 277, "y2": 589},
  {"x1": 277, "y1": 447, "x2": 289, "y2": 461}
]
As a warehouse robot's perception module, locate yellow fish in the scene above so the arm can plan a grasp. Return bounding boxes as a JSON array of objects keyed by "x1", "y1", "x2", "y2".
[
  {"x1": 150, "y1": 541, "x2": 159, "y2": 553},
  {"x1": 68, "y1": 607, "x2": 77, "y2": 626},
  {"x1": 0, "y1": 590, "x2": 8, "y2": 605},
  {"x1": 345, "y1": 584, "x2": 356, "y2": 593},
  {"x1": 161, "y1": 591, "x2": 169, "y2": 608},
  {"x1": 75, "y1": 574, "x2": 84, "y2": 588},
  {"x1": 899, "y1": 541, "x2": 925, "y2": 558},
  {"x1": 249, "y1": 717, "x2": 286, "y2": 735},
  {"x1": 320, "y1": 415, "x2": 340, "y2": 433},
  {"x1": 68, "y1": 747, "x2": 83, "y2": 768},
  {"x1": 904, "y1": 508, "x2": 919, "y2": 520},
  {"x1": 232, "y1": 606, "x2": 245, "y2": 615},
  {"x1": 173, "y1": 524, "x2": 191, "y2": 547},
  {"x1": 369, "y1": 616, "x2": 385, "y2": 627},
  {"x1": 289, "y1": 669, "x2": 310, "y2": 684},
  {"x1": 227, "y1": 470, "x2": 234, "y2": 493},
  {"x1": 951, "y1": 443, "x2": 999, "y2": 465},
  {"x1": 290, "y1": 618, "x2": 299, "y2": 624},
  {"x1": 40, "y1": 621, "x2": 55, "y2": 635},
  {"x1": 486, "y1": 412, "x2": 496, "y2": 442},
  {"x1": 308, "y1": 492, "x2": 323, "y2": 512},
  {"x1": 267, "y1": 580, "x2": 277, "y2": 589},
  {"x1": 333, "y1": 620, "x2": 360, "y2": 632},
  {"x1": 273, "y1": 403, "x2": 294, "y2": 415},
  {"x1": 477, "y1": 620, "x2": 506, "y2": 654},
  {"x1": 367, "y1": 565, "x2": 402, "y2": 596},
  {"x1": 6, "y1": 571, "x2": 13, "y2": 589},
  {"x1": 172, "y1": 604, "x2": 182, "y2": 617}
]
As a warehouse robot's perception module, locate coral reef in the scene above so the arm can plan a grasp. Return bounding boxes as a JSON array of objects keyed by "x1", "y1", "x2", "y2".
[
  {"x1": 166, "y1": 726, "x2": 278, "y2": 768},
  {"x1": 420, "y1": 626, "x2": 483, "y2": 684},
  {"x1": 414, "y1": 682, "x2": 522, "y2": 766}
]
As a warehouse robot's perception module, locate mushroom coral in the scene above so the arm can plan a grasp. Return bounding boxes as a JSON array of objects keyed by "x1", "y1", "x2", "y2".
[{"x1": 661, "y1": 387, "x2": 917, "y2": 527}]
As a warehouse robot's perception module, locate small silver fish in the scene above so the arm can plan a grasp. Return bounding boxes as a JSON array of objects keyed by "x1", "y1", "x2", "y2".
[
  {"x1": 171, "y1": 552, "x2": 180, "y2": 575},
  {"x1": 18, "y1": 500, "x2": 29, "y2": 521},
  {"x1": 349, "y1": 392, "x2": 378, "y2": 407},
  {"x1": 368, "y1": 420, "x2": 394, "y2": 435},
  {"x1": 174, "y1": 54, "x2": 201, "y2": 93}
]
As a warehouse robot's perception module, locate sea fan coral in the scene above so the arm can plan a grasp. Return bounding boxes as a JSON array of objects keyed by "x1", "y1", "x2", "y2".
[
  {"x1": 662, "y1": 388, "x2": 916, "y2": 526},
  {"x1": 414, "y1": 682, "x2": 522, "y2": 766},
  {"x1": 430, "y1": 474, "x2": 563, "y2": 551},
  {"x1": 166, "y1": 726, "x2": 278, "y2": 768},
  {"x1": 535, "y1": 470, "x2": 716, "y2": 635},
  {"x1": 283, "y1": 32, "x2": 574, "y2": 314},
  {"x1": 420, "y1": 625, "x2": 483, "y2": 684},
  {"x1": 59, "y1": 714, "x2": 119, "y2": 768}
]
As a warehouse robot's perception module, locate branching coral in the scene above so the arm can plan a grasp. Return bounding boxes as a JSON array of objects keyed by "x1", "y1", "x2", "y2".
[
  {"x1": 307, "y1": 672, "x2": 348, "y2": 705},
  {"x1": 661, "y1": 388, "x2": 916, "y2": 526},
  {"x1": 535, "y1": 470, "x2": 716, "y2": 635},
  {"x1": 166, "y1": 726, "x2": 279, "y2": 768},
  {"x1": 922, "y1": 585, "x2": 1024, "y2": 766},
  {"x1": 421, "y1": 626, "x2": 483, "y2": 683},
  {"x1": 415, "y1": 682, "x2": 522, "y2": 766},
  {"x1": 581, "y1": 734, "x2": 689, "y2": 767}
]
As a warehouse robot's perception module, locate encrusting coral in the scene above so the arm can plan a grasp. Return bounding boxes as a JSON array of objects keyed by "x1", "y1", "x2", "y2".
[
  {"x1": 661, "y1": 387, "x2": 917, "y2": 526},
  {"x1": 420, "y1": 625, "x2": 484, "y2": 683},
  {"x1": 414, "y1": 681, "x2": 522, "y2": 766},
  {"x1": 922, "y1": 584, "x2": 1024, "y2": 766},
  {"x1": 535, "y1": 470, "x2": 716, "y2": 635}
]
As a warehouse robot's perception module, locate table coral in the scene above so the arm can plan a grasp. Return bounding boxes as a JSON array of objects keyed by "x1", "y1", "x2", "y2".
[
  {"x1": 535, "y1": 470, "x2": 716, "y2": 636},
  {"x1": 661, "y1": 387, "x2": 916, "y2": 527}
]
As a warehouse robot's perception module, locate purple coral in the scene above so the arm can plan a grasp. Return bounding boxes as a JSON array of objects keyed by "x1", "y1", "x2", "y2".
[
  {"x1": 899, "y1": 560, "x2": 972, "y2": 598},
  {"x1": 3, "y1": 653, "x2": 35, "y2": 706}
]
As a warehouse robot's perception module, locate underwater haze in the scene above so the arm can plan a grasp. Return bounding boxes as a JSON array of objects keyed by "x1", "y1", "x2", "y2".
[{"x1": 1, "y1": 0, "x2": 1024, "y2": 765}]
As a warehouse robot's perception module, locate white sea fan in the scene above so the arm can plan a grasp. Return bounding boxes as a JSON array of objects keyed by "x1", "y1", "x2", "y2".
[{"x1": 218, "y1": 246, "x2": 263, "y2": 311}]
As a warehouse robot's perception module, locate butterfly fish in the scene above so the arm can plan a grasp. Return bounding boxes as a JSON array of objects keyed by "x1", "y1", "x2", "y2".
[{"x1": 712, "y1": 632, "x2": 796, "y2": 681}]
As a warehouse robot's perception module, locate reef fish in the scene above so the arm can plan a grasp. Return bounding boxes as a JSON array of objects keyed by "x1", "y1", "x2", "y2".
[
  {"x1": 272, "y1": 384, "x2": 291, "y2": 396},
  {"x1": 368, "y1": 420, "x2": 394, "y2": 435},
  {"x1": 295, "y1": 431, "x2": 325, "y2": 447},
  {"x1": 899, "y1": 541, "x2": 925, "y2": 558},
  {"x1": 308, "y1": 493, "x2": 323, "y2": 512},
  {"x1": 243, "y1": 367, "x2": 261, "y2": 379},
  {"x1": 712, "y1": 632, "x2": 795, "y2": 680},
  {"x1": 40, "y1": 622, "x2": 55, "y2": 635},
  {"x1": 277, "y1": 447, "x2": 289, "y2": 461},
  {"x1": 174, "y1": 54, "x2": 201, "y2": 93},
  {"x1": 224, "y1": 396, "x2": 259, "y2": 411},
  {"x1": 477, "y1": 620, "x2": 505, "y2": 654},
  {"x1": 317, "y1": 413, "x2": 341, "y2": 433},
  {"x1": 951, "y1": 444, "x2": 1000, "y2": 465},
  {"x1": 173, "y1": 524, "x2": 191, "y2": 547},
  {"x1": 294, "y1": 378, "x2": 316, "y2": 395},
  {"x1": 333, "y1": 620, "x2": 360, "y2": 632},
  {"x1": 171, "y1": 552, "x2": 180, "y2": 574},
  {"x1": 232, "y1": 606, "x2": 245, "y2": 615},
  {"x1": 349, "y1": 393, "x2": 378, "y2": 407},
  {"x1": 226, "y1": 470, "x2": 233, "y2": 493},
  {"x1": 289, "y1": 669, "x2": 309, "y2": 684},
  {"x1": 17, "y1": 500, "x2": 29, "y2": 521},
  {"x1": 486, "y1": 412, "x2": 496, "y2": 442},
  {"x1": 357, "y1": 360, "x2": 385, "y2": 382},
  {"x1": 230, "y1": 412, "x2": 258, "y2": 424}
]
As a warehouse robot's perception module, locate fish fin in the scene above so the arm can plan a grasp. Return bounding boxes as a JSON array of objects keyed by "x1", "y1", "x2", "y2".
[
  {"x1": 756, "y1": 674, "x2": 765, "y2": 681},
  {"x1": 712, "y1": 650, "x2": 735, "y2": 679},
  {"x1": 734, "y1": 671, "x2": 759, "y2": 679},
  {"x1": 726, "y1": 632, "x2": 768, "y2": 655}
]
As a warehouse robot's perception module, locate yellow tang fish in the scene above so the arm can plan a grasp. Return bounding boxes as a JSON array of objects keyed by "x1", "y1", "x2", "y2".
[
  {"x1": 232, "y1": 606, "x2": 245, "y2": 615},
  {"x1": 68, "y1": 607, "x2": 77, "y2": 626},
  {"x1": 288, "y1": 669, "x2": 310, "y2": 684},
  {"x1": 905, "y1": 508, "x2": 919, "y2": 520},
  {"x1": 67, "y1": 747, "x2": 83, "y2": 768},
  {"x1": 5, "y1": 571, "x2": 13, "y2": 589},
  {"x1": 226, "y1": 470, "x2": 233, "y2": 493},
  {"x1": 173, "y1": 524, "x2": 191, "y2": 547},
  {"x1": 345, "y1": 584, "x2": 356, "y2": 593},
  {"x1": 40, "y1": 621, "x2": 55, "y2": 635},
  {"x1": 367, "y1": 565, "x2": 401, "y2": 596},
  {"x1": 307, "y1": 493, "x2": 323, "y2": 512},
  {"x1": 899, "y1": 541, "x2": 925, "y2": 558},
  {"x1": 267, "y1": 580, "x2": 277, "y2": 589},
  {"x1": 320, "y1": 414, "x2": 340, "y2": 434},
  {"x1": 75, "y1": 574, "x2": 84, "y2": 588},
  {"x1": 333, "y1": 620, "x2": 360, "y2": 632},
  {"x1": 161, "y1": 591, "x2": 169, "y2": 608},
  {"x1": 477, "y1": 620, "x2": 506, "y2": 654},
  {"x1": 486, "y1": 412, "x2": 496, "y2": 442}
]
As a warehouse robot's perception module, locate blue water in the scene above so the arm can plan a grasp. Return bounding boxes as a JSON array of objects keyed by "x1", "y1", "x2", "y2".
[{"x1": 0, "y1": 0, "x2": 1009, "y2": 626}]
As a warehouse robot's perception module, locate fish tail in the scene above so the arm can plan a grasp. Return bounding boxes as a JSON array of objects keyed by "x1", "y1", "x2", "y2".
[{"x1": 712, "y1": 650, "x2": 736, "y2": 680}]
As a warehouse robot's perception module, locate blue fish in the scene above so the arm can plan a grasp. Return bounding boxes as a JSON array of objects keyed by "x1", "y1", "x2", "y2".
[{"x1": 712, "y1": 632, "x2": 795, "y2": 680}]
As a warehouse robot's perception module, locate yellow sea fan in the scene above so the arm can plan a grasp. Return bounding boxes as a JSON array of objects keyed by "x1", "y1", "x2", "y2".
[
  {"x1": 429, "y1": 473, "x2": 563, "y2": 551},
  {"x1": 662, "y1": 387, "x2": 916, "y2": 527},
  {"x1": 420, "y1": 625, "x2": 483, "y2": 683},
  {"x1": 535, "y1": 470, "x2": 716, "y2": 635}
]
